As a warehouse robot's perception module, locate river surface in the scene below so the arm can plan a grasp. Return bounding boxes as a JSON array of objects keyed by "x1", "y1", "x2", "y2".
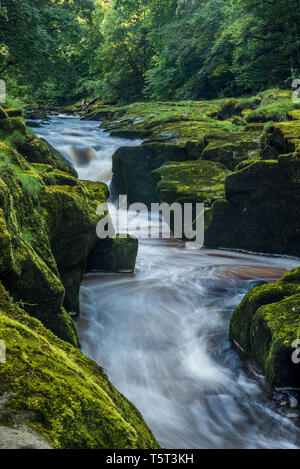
[{"x1": 37, "y1": 115, "x2": 300, "y2": 449}]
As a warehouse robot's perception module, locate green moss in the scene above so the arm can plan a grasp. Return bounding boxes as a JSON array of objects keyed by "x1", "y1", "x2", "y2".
[
  {"x1": 287, "y1": 110, "x2": 300, "y2": 121},
  {"x1": 245, "y1": 102, "x2": 297, "y2": 123},
  {"x1": 0, "y1": 282, "x2": 159, "y2": 449},
  {"x1": 22, "y1": 228, "x2": 35, "y2": 246},
  {"x1": 230, "y1": 270, "x2": 300, "y2": 388},
  {"x1": 281, "y1": 267, "x2": 300, "y2": 284},
  {"x1": 152, "y1": 159, "x2": 230, "y2": 206},
  {"x1": 263, "y1": 121, "x2": 300, "y2": 156},
  {"x1": 5, "y1": 108, "x2": 23, "y2": 118},
  {"x1": 250, "y1": 295, "x2": 300, "y2": 387},
  {"x1": 87, "y1": 235, "x2": 138, "y2": 273}
]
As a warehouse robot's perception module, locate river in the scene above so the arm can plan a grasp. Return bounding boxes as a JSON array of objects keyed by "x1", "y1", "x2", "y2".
[{"x1": 37, "y1": 115, "x2": 300, "y2": 449}]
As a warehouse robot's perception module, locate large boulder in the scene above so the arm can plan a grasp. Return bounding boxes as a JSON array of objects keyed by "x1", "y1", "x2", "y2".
[
  {"x1": 230, "y1": 267, "x2": 300, "y2": 388},
  {"x1": 152, "y1": 159, "x2": 230, "y2": 206},
  {"x1": 201, "y1": 131, "x2": 261, "y2": 170},
  {"x1": 87, "y1": 235, "x2": 138, "y2": 273}
]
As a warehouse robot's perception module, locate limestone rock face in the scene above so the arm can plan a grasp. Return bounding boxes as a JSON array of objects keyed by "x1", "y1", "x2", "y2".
[
  {"x1": 230, "y1": 267, "x2": 300, "y2": 388},
  {"x1": 87, "y1": 235, "x2": 138, "y2": 273},
  {"x1": 206, "y1": 122, "x2": 300, "y2": 256},
  {"x1": 0, "y1": 107, "x2": 156, "y2": 450},
  {"x1": 112, "y1": 142, "x2": 189, "y2": 205}
]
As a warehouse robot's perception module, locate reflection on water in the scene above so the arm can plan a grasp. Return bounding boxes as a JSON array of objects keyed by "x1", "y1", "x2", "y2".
[{"x1": 38, "y1": 116, "x2": 300, "y2": 449}]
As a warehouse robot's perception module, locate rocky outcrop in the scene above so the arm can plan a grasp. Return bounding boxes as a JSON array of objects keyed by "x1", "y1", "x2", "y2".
[
  {"x1": 230, "y1": 267, "x2": 300, "y2": 388},
  {"x1": 206, "y1": 122, "x2": 300, "y2": 256},
  {"x1": 0, "y1": 106, "x2": 156, "y2": 449},
  {"x1": 112, "y1": 143, "x2": 190, "y2": 204},
  {"x1": 152, "y1": 159, "x2": 230, "y2": 206},
  {"x1": 201, "y1": 132, "x2": 260, "y2": 170},
  {"x1": 87, "y1": 235, "x2": 138, "y2": 273},
  {"x1": 0, "y1": 281, "x2": 159, "y2": 449},
  {"x1": 111, "y1": 131, "x2": 261, "y2": 204},
  {"x1": 0, "y1": 107, "x2": 139, "y2": 344}
]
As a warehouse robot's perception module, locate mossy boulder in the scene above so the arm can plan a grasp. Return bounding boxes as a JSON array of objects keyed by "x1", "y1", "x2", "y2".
[
  {"x1": 217, "y1": 97, "x2": 261, "y2": 120},
  {"x1": 0, "y1": 282, "x2": 159, "y2": 449},
  {"x1": 230, "y1": 268, "x2": 300, "y2": 388},
  {"x1": 262, "y1": 121, "x2": 300, "y2": 158},
  {"x1": 205, "y1": 120, "x2": 300, "y2": 256},
  {"x1": 287, "y1": 110, "x2": 300, "y2": 121},
  {"x1": 205, "y1": 156, "x2": 300, "y2": 256},
  {"x1": 152, "y1": 159, "x2": 231, "y2": 206},
  {"x1": 217, "y1": 99, "x2": 239, "y2": 120},
  {"x1": 112, "y1": 142, "x2": 190, "y2": 204},
  {"x1": 87, "y1": 235, "x2": 138, "y2": 273}
]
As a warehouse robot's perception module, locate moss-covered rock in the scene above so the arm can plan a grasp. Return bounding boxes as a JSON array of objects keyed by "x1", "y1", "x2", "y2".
[
  {"x1": 87, "y1": 235, "x2": 138, "y2": 273},
  {"x1": 262, "y1": 121, "x2": 300, "y2": 157},
  {"x1": 245, "y1": 103, "x2": 295, "y2": 123},
  {"x1": 217, "y1": 99, "x2": 240, "y2": 120},
  {"x1": 112, "y1": 142, "x2": 190, "y2": 204},
  {"x1": 205, "y1": 119, "x2": 300, "y2": 256},
  {"x1": 5, "y1": 108, "x2": 23, "y2": 118},
  {"x1": 230, "y1": 268, "x2": 300, "y2": 388},
  {"x1": 205, "y1": 156, "x2": 300, "y2": 256},
  {"x1": 287, "y1": 110, "x2": 300, "y2": 121},
  {"x1": 0, "y1": 282, "x2": 159, "y2": 449},
  {"x1": 152, "y1": 159, "x2": 230, "y2": 206},
  {"x1": 201, "y1": 131, "x2": 261, "y2": 170},
  {"x1": 217, "y1": 97, "x2": 261, "y2": 121},
  {"x1": 0, "y1": 108, "x2": 138, "y2": 345}
]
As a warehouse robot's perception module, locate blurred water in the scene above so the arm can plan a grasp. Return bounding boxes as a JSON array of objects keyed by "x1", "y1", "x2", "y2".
[{"x1": 38, "y1": 116, "x2": 300, "y2": 449}]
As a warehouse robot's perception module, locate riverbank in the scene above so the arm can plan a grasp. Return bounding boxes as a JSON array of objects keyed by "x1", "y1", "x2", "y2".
[{"x1": 39, "y1": 114, "x2": 300, "y2": 448}]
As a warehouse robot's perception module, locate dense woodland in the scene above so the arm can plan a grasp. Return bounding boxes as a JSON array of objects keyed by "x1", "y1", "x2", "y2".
[{"x1": 1, "y1": 0, "x2": 300, "y2": 104}]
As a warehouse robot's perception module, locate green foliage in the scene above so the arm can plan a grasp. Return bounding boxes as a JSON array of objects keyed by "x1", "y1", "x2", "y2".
[{"x1": 2, "y1": 0, "x2": 300, "y2": 103}]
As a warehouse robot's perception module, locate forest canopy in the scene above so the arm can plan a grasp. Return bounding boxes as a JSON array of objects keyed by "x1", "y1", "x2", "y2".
[{"x1": 1, "y1": 0, "x2": 300, "y2": 104}]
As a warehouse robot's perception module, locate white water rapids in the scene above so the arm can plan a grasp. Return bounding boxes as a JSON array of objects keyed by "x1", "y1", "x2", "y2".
[{"x1": 37, "y1": 115, "x2": 300, "y2": 449}]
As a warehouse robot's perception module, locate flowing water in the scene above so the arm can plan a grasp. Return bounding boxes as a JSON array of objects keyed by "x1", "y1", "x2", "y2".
[{"x1": 37, "y1": 115, "x2": 300, "y2": 449}]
